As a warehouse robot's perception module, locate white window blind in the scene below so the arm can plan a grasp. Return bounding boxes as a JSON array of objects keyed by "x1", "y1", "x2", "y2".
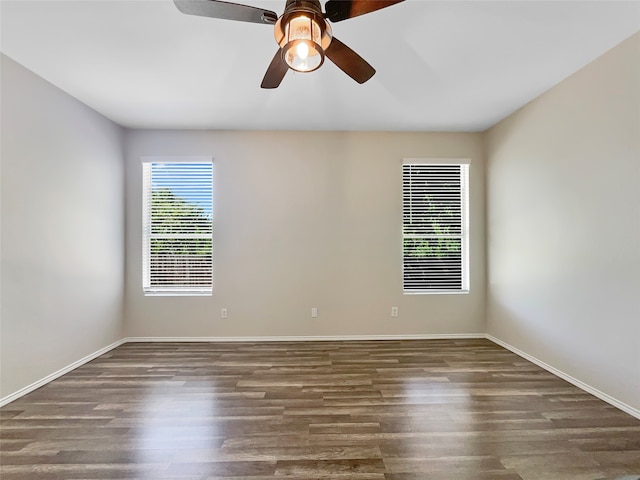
[
  {"x1": 402, "y1": 160, "x2": 469, "y2": 293},
  {"x1": 142, "y1": 159, "x2": 213, "y2": 295}
]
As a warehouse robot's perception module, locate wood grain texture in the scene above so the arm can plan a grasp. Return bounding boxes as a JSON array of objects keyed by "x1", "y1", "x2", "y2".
[{"x1": 1, "y1": 339, "x2": 639, "y2": 479}]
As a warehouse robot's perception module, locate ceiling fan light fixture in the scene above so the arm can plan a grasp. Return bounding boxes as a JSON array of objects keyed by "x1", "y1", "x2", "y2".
[
  {"x1": 174, "y1": 0, "x2": 406, "y2": 88},
  {"x1": 281, "y1": 14, "x2": 324, "y2": 72},
  {"x1": 274, "y1": 1, "x2": 332, "y2": 74}
]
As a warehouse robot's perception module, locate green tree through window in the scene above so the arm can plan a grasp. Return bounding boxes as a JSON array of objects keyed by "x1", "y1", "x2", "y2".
[
  {"x1": 402, "y1": 162, "x2": 469, "y2": 292},
  {"x1": 143, "y1": 161, "x2": 213, "y2": 294}
]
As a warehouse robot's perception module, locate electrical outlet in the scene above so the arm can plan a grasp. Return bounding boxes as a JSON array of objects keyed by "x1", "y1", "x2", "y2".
[
  {"x1": 311, "y1": 307, "x2": 318, "y2": 318},
  {"x1": 221, "y1": 308, "x2": 228, "y2": 319},
  {"x1": 391, "y1": 307, "x2": 398, "y2": 317}
]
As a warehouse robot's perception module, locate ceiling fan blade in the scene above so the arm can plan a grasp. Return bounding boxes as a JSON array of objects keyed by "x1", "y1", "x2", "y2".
[
  {"x1": 261, "y1": 50, "x2": 288, "y2": 89},
  {"x1": 325, "y1": 37, "x2": 375, "y2": 84},
  {"x1": 174, "y1": 0, "x2": 277, "y2": 24},
  {"x1": 324, "y1": 0, "x2": 404, "y2": 22}
]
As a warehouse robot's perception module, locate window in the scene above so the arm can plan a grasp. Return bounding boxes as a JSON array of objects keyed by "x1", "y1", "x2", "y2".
[
  {"x1": 402, "y1": 159, "x2": 469, "y2": 293},
  {"x1": 142, "y1": 158, "x2": 213, "y2": 295}
]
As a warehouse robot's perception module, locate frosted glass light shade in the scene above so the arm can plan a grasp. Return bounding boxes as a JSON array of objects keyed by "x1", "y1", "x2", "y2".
[{"x1": 282, "y1": 15, "x2": 323, "y2": 72}]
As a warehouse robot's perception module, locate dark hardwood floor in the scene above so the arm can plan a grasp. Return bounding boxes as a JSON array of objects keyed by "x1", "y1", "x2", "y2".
[{"x1": 1, "y1": 339, "x2": 639, "y2": 479}]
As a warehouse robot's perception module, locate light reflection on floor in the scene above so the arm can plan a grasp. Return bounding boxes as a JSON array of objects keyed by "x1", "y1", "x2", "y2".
[{"x1": 134, "y1": 382, "x2": 220, "y2": 477}]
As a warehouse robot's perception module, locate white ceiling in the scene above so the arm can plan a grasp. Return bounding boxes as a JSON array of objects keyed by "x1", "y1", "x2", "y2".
[{"x1": 1, "y1": 0, "x2": 638, "y2": 131}]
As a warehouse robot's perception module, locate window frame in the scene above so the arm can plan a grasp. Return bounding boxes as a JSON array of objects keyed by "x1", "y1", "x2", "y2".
[
  {"x1": 402, "y1": 158, "x2": 470, "y2": 295},
  {"x1": 141, "y1": 156, "x2": 213, "y2": 297}
]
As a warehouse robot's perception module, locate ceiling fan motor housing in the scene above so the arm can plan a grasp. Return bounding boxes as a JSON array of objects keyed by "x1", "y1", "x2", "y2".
[{"x1": 275, "y1": 0, "x2": 333, "y2": 72}]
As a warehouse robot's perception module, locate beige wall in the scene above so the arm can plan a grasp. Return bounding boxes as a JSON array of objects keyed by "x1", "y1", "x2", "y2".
[
  {"x1": 0, "y1": 54, "x2": 125, "y2": 398},
  {"x1": 486, "y1": 33, "x2": 640, "y2": 411},
  {"x1": 124, "y1": 130, "x2": 486, "y2": 338}
]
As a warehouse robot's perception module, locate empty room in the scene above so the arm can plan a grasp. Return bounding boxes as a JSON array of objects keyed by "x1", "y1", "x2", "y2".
[{"x1": 1, "y1": 0, "x2": 639, "y2": 479}]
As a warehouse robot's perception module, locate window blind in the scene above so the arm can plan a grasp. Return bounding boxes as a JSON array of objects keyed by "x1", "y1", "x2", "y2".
[
  {"x1": 142, "y1": 160, "x2": 213, "y2": 295},
  {"x1": 402, "y1": 162, "x2": 469, "y2": 293}
]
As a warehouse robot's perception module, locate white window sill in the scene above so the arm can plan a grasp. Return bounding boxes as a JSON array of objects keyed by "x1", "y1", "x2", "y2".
[
  {"x1": 144, "y1": 290, "x2": 212, "y2": 297},
  {"x1": 403, "y1": 290, "x2": 470, "y2": 295}
]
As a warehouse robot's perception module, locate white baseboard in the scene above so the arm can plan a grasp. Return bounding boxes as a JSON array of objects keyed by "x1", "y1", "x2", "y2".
[
  {"x1": 0, "y1": 338, "x2": 127, "y2": 408},
  {"x1": 485, "y1": 334, "x2": 640, "y2": 420},
  {"x1": 124, "y1": 333, "x2": 485, "y2": 343}
]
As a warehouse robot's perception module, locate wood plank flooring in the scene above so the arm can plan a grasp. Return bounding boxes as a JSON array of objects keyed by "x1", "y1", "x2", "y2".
[{"x1": 1, "y1": 339, "x2": 639, "y2": 480}]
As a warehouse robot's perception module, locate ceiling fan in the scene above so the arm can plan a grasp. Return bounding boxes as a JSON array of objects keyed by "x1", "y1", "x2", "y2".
[{"x1": 173, "y1": 0, "x2": 405, "y2": 88}]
